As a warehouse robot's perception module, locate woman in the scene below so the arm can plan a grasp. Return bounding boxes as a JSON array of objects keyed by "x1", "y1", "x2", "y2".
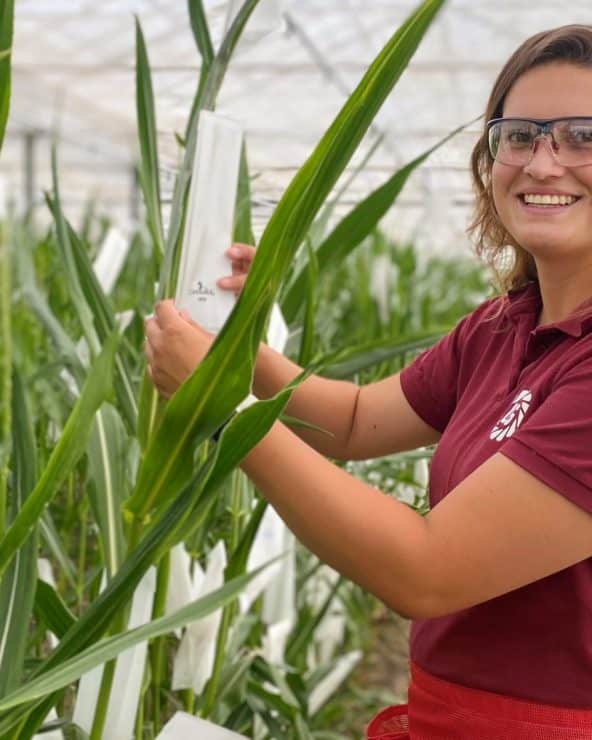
[{"x1": 144, "y1": 24, "x2": 592, "y2": 739}]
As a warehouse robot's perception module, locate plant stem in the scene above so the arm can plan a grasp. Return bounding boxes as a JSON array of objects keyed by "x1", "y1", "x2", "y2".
[
  {"x1": 182, "y1": 688, "x2": 195, "y2": 714},
  {"x1": 76, "y1": 493, "x2": 88, "y2": 609},
  {"x1": 89, "y1": 653, "x2": 118, "y2": 739},
  {"x1": 135, "y1": 685, "x2": 144, "y2": 740},
  {"x1": 0, "y1": 219, "x2": 11, "y2": 537},
  {"x1": 150, "y1": 550, "x2": 170, "y2": 731},
  {"x1": 199, "y1": 602, "x2": 234, "y2": 719}
]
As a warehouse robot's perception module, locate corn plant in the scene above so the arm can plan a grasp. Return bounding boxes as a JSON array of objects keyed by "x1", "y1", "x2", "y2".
[{"x1": 0, "y1": 1, "x2": 465, "y2": 737}]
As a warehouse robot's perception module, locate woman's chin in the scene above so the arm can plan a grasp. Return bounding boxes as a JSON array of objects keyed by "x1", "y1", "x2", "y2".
[{"x1": 516, "y1": 230, "x2": 585, "y2": 261}]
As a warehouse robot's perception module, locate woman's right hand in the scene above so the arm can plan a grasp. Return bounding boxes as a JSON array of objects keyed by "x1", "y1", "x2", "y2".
[{"x1": 217, "y1": 242, "x2": 256, "y2": 296}]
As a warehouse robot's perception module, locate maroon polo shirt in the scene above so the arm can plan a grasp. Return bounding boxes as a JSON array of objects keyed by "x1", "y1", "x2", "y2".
[{"x1": 400, "y1": 280, "x2": 592, "y2": 707}]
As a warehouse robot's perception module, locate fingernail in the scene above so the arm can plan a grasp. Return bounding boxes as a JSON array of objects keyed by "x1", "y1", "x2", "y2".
[
  {"x1": 217, "y1": 277, "x2": 231, "y2": 287},
  {"x1": 226, "y1": 246, "x2": 241, "y2": 258}
]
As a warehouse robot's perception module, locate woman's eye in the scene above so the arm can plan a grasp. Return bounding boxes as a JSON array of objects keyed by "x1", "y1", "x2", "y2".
[
  {"x1": 507, "y1": 130, "x2": 532, "y2": 146},
  {"x1": 567, "y1": 127, "x2": 592, "y2": 144}
]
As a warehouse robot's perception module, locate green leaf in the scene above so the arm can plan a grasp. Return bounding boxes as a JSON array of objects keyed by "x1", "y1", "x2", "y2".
[
  {"x1": 87, "y1": 403, "x2": 128, "y2": 578},
  {"x1": 66, "y1": 220, "x2": 138, "y2": 429},
  {"x1": 0, "y1": 0, "x2": 14, "y2": 152},
  {"x1": 48, "y1": 149, "x2": 99, "y2": 359},
  {"x1": 225, "y1": 498, "x2": 267, "y2": 581},
  {"x1": 0, "y1": 559, "x2": 282, "y2": 711},
  {"x1": 233, "y1": 142, "x2": 255, "y2": 245},
  {"x1": 44, "y1": 199, "x2": 138, "y2": 430},
  {"x1": 126, "y1": 0, "x2": 446, "y2": 523},
  {"x1": 135, "y1": 17, "x2": 166, "y2": 260},
  {"x1": 39, "y1": 512, "x2": 77, "y2": 590},
  {"x1": 281, "y1": 119, "x2": 475, "y2": 322},
  {"x1": 0, "y1": 334, "x2": 119, "y2": 579},
  {"x1": 33, "y1": 580, "x2": 76, "y2": 641},
  {"x1": 0, "y1": 219, "x2": 10, "y2": 536},
  {"x1": 12, "y1": 224, "x2": 81, "y2": 376},
  {"x1": 317, "y1": 330, "x2": 447, "y2": 379},
  {"x1": 297, "y1": 241, "x2": 318, "y2": 366},
  {"x1": 188, "y1": 0, "x2": 214, "y2": 68},
  {"x1": 0, "y1": 383, "x2": 298, "y2": 733},
  {"x1": 0, "y1": 369, "x2": 38, "y2": 699},
  {"x1": 286, "y1": 577, "x2": 343, "y2": 667}
]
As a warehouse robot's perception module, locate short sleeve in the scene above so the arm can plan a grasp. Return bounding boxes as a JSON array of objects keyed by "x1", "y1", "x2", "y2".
[
  {"x1": 501, "y1": 360, "x2": 592, "y2": 515},
  {"x1": 399, "y1": 315, "x2": 471, "y2": 434}
]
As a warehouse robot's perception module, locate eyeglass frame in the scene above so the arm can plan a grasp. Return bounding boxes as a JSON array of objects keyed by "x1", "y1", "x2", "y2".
[{"x1": 486, "y1": 116, "x2": 592, "y2": 168}]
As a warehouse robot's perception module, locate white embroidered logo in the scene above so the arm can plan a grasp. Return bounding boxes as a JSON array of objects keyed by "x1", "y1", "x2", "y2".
[{"x1": 490, "y1": 389, "x2": 532, "y2": 442}]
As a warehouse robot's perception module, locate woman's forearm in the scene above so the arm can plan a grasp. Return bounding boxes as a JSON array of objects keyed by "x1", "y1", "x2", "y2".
[
  {"x1": 240, "y1": 420, "x2": 429, "y2": 618},
  {"x1": 252, "y1": 342, "x2": 360, "y2": 459}
]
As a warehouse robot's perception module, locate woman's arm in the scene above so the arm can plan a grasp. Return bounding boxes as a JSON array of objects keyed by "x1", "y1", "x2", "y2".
[
  {"x1": 145, "y1": 301, "x2": 592, "y2": 619},
  {"x1": 145, "y1": 301, "x2": 439, "y2": 459},
  {"x1": 252, "y1": 343, "x2": 439, "y2": 459},
  {"x1": 217, "y1": 243, "x2": 440, "y2": 458},
  {"x1": 240, "y1": 421, "x2": 592, "y2": 620}
]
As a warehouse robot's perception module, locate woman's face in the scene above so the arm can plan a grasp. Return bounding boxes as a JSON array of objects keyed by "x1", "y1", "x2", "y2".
[{"x1": 491, "y1": 62, "x2": 592, "y2": 263}]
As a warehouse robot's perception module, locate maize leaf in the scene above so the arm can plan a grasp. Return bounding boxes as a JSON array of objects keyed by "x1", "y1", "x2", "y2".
[
  {"x1": 126, "y1": 0, "x2": 447, "y2": 523},
  {"x1": 281, "y1": 119, "x2": 476, "y2": 322},
  {"x1": 0, "y1": 334, "x2": 118, "y2": 579},
  {"x1": 0, "y1": 370, "x2": 38, "y2": 698}
]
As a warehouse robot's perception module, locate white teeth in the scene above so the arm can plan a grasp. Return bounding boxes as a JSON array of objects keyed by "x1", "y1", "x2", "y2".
[{"x1": 522, "y1": 193, "x2": 578, "y2": 206}]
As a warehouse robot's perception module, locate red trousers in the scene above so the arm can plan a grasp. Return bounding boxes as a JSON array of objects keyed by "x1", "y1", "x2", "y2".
[{"x1": 365, "y1": 662, "x2": 592, "y2": 739}]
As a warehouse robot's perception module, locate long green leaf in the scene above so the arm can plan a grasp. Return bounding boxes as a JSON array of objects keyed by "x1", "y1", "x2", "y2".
[
  {"x1": 317, "y1": 330, "x2": 447, "y2": 379},
  {"x1": 286, "y1": 577, "x2": 343, "y2": 666},
  {"x1": 87, "y1": 403, "x2": 128, "y2": 578},
  {"x1": 0, "y1": 219, "x2": 10, "y2": 536},
  {"x1": 234, "y1": 142, "x2": 255, "y2": 245},
  {"x1": 66, "y1": 219, "x2": 138, "y2": 430},
  {"x1": 43, "y1": 197, "x2": 138, "y2": 430},
  {"x1": 126, "y1": 0, "x2": 446, "y2": 522},
  {"x1": 0, "y1": 382, "x2": 299, "y2": 733},
  {"x1": 33, "y1": 580, "x2": 76, "y2": 641},
  {"x1": 281, "y1": 119, "x2": 476, "y2": 322},
  {"x1": 297, "y1": 242, "x2": 318, "y2": 367},
  {"x1": 13, "y1": 223, "x2": 81, "y2": 376},
  {"x1": 0, "y1": 370, "x2": 38, "y2": 698},
  {"x1": 49, "y1": 151, "x2": 99, "y2": 358},
  {"x1": 0, "y1": 558, "x2": 281, "y2": 712},
  {"x1": 0, "y1": 0, "x2": 14, "y2": 152},
  {"x1": 39, "y1": 512, "x2": 77, "y2": 590},
  {"x1": 188, "y1": 0, "x2": 214, "y2": 67},
  {"x1": 0, "y1": 334, "x2": 118, "y2": 579},
  {"x1": 135, "y1": 17, "x2": 166, "y2": 259}
]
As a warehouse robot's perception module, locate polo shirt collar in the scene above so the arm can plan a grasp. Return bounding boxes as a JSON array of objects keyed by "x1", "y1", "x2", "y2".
[{"x1": 506, "y1": 281, "x2": 592, "y2": 338}]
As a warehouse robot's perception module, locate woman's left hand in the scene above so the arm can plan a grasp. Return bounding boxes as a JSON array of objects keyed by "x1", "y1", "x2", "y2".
[{"x1": 144, "y1": 300, "x2": 214, "y2": 398}]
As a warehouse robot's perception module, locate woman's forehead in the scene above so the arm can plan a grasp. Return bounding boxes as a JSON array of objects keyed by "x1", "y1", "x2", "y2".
[{"x1": 503, "y1": 62, "x2": 592, "y2": 119}]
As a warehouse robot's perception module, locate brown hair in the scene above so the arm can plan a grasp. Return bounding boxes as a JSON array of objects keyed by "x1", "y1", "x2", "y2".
[{"x1": 467, "y1": 25, "x2": 592, "y2": 296}]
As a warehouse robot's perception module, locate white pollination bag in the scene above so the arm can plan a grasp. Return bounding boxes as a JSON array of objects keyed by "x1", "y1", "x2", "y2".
[
  {"x1": 156, "y1": 712, "x2": 247, "y2": 739},
  {"x1": 175, "y1": 110, "x2": 243, "y2": 333}
]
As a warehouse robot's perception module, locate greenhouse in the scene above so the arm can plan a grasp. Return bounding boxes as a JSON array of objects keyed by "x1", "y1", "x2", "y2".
[{"x1": 2, "y1": 1, "x2": 592, "y2": 738}]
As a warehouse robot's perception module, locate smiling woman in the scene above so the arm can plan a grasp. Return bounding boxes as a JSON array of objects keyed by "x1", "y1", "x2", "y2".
[{"x1": 146, "y1": 23, "x2": 592, "y2": 740}]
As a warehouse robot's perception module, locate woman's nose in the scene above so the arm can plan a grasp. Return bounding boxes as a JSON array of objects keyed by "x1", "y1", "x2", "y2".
[{"x1": 523, "y1": 136, "x2": 565, "y2": 178}]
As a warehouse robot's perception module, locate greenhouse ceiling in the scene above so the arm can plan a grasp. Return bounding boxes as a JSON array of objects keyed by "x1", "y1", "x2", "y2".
[{"x1": 4, "y1": 0, "x2": 592, "y2": 256}]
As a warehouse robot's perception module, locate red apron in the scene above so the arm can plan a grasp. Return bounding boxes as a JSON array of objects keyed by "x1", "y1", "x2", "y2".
[{"x1": 365, "y1": 661, "x2": 592, "y2": 739}]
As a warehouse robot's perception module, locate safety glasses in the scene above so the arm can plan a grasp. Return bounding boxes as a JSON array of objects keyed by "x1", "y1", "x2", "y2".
[{"x1": 487, "y1": 117, "x2": 592, "y2": 168}]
